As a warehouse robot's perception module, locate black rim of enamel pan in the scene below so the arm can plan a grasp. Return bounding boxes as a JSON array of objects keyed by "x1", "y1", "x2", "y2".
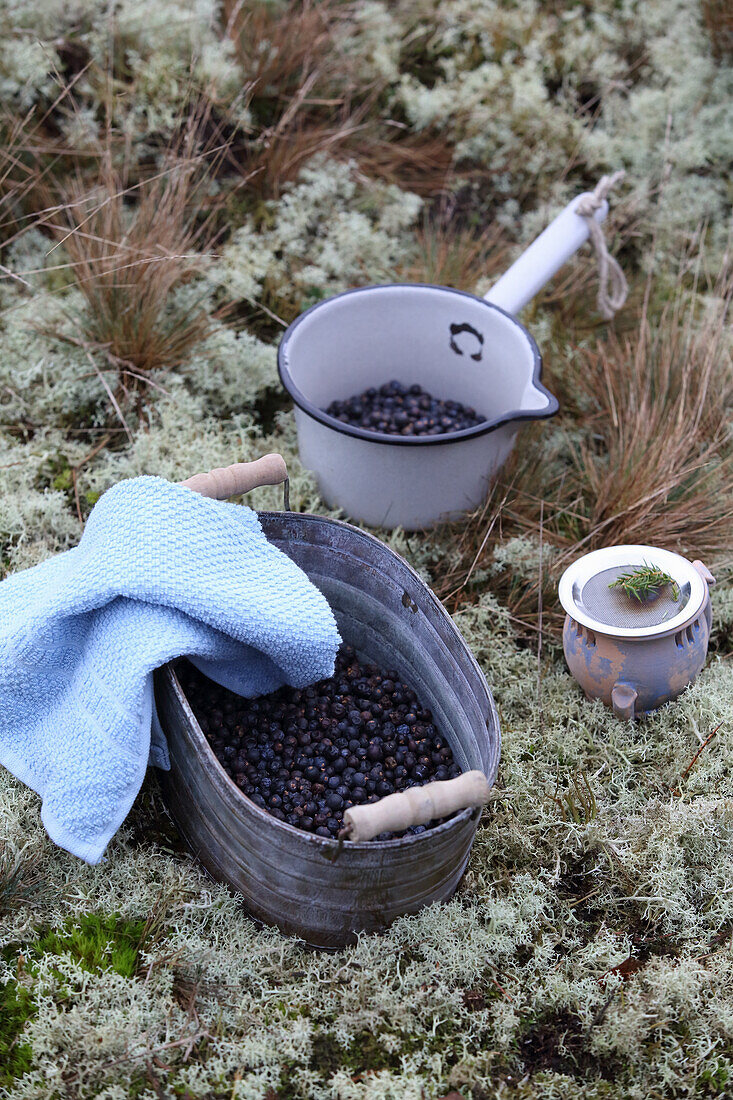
[{"x1": 277, "y1": 283, "x2": 560, "y2": 447}]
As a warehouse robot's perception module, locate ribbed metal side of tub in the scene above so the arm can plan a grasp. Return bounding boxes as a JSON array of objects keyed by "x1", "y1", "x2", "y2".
[{"x1": 156, "y1": 512, "x2": 500, "y2": 949}]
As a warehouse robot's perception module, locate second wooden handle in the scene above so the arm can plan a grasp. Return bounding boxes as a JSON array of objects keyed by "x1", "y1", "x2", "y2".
[
  {"x1": 181, "y1": 454, "x2": 288, "y2": 500},
  {"x1": 344, "y1": 770, "x2": 490, "y2": 842}
]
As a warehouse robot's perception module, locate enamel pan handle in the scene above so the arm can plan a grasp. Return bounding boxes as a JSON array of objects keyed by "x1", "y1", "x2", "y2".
[
  {"x1": 485, "y1": 192, "x2": 608, "y2": 315},
  {"x1": 343, "y1": 769, "x2": 490, "y2": 842},
  {"x1": 181, "y1": 453, "x2": 288, "y2": 500}
]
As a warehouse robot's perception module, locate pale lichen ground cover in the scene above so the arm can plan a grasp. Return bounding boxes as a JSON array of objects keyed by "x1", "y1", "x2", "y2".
[{"x1": 1, "y1": 1, "x2": 732, "y2": 1097}]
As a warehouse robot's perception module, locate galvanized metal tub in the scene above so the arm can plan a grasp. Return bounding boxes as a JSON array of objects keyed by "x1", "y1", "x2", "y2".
[{"x1": 156, "y1": 512, "x2": 500, "y2": 948}]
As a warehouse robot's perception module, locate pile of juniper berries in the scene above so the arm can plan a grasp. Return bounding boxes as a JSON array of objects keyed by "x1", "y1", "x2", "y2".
[
  {"x1": 179, "y1": 645, "x2": 461, "y2": 840},
  {"x1": 325, "y1": 381, "x2": 485, "y2": 436}
]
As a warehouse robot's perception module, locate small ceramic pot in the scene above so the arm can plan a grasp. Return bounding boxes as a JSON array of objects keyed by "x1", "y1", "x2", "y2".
[{"x1": 559, "y1": 546, "x2": 716, "y2": 720}]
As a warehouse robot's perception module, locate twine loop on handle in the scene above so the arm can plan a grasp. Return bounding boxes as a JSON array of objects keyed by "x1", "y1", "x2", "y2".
[{"x1": 576, "y1": 170, "x2": 628, "y2": 320}]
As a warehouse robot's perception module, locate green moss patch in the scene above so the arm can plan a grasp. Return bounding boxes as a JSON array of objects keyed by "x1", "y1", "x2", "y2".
[
  {"x1": 0, "y1": 974, "x2": 35, "y2": 1086},
  {"x1": 34, "y1": 913, "x2": 149, "y2": 979}
]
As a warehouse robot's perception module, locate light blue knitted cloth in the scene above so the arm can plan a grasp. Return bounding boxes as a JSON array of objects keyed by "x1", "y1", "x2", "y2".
[{"x1": 0, "y1": 477, "x2": 341, "y2": 864}]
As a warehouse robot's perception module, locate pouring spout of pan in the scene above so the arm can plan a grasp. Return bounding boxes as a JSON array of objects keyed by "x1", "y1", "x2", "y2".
[
  {"x1": 522, "y1": 381, "x2": 559, "y2": 417},
  {"x1": 485, "y1": 192, "x2": 608, "y2": 317},
  {"x1": 489, "y1": 379, "x2": 559, "y2": 433}
]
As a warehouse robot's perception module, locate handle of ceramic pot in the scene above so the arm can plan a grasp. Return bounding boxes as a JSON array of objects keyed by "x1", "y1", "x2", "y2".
[
  {"x1": 181, "y1": 454, "x2": 289, "y2": 501},
  {"x1": 611, "y1": 682, "x2": 638, "y2": 721},
  {"x1": 343, "y1": 770, "x2": 490, "y2": 842},
  {"x1": 692, "y1": 560, "x2": 716, "y2": 588},
  {"x1": 484, "y1": 193, "x2": 609, "y2": 315},
  {"x1": 692, "y1": 560, "x2": 716, "y2": 632}
]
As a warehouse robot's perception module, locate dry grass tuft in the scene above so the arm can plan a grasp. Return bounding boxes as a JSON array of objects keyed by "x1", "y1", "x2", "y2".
[
  {"x1": 436, "y1": 265, "x2": 733, "y2": 638},
  {"x1": 401, "y1": 205, "x2": 509, "y2": 291},
  {"x1": 224, "y1": 0, "x2": 363, "y2": 198},
  {"x1": 225, "y1": 0, "x2": 345, "y2": 108},
  {"x1": 0, "y1": 70, "x2": 99, "y2": 260},
  {"x1": 224, "y1": 0, "x2": 456, "y2": 200},
  {"x1": 0, "y1": 107, "x2": 70, "y2": 263},
  {"x1": 0, "y1": 840, "x2": 46, "y2": 915},
  {"x1": 352, "y1": 130, "x2": 456, "y2": 197},
  {"x1": 0, "y1": 110, "x2": 42, "y2": 252},
  {"x1": 701, "y1": 0, "x2": 733, "y2": 60},
  {"x1": 557, "y1": 287, "x2": 733, "y2": 555},
  {"x1": 41, "y1": 132, "x2": 217, "y2": 392}
]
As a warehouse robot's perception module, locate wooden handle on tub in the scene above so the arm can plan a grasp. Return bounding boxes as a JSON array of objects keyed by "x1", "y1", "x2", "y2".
[
  {"x1": 181, "y1": 454, "x2": 288, "y2": 500},
  {"x1": 343, "y1": 770, "x2": 490, "y2": 842}
]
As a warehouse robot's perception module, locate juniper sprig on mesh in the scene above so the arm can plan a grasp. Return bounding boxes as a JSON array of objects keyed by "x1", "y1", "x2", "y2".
[{"x1": 609, "y1": 563, "x2": 680, "y2": 602}]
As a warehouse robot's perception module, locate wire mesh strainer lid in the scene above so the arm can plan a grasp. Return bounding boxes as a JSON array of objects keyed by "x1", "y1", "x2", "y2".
[{"x1": 558, "y1": 545, "x2": 707, "y2": 639}]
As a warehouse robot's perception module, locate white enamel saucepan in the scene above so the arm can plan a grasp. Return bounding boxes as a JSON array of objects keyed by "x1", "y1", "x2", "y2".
[{"x1": 278, "y1": 192, "x2": 610, "y2": 530}]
